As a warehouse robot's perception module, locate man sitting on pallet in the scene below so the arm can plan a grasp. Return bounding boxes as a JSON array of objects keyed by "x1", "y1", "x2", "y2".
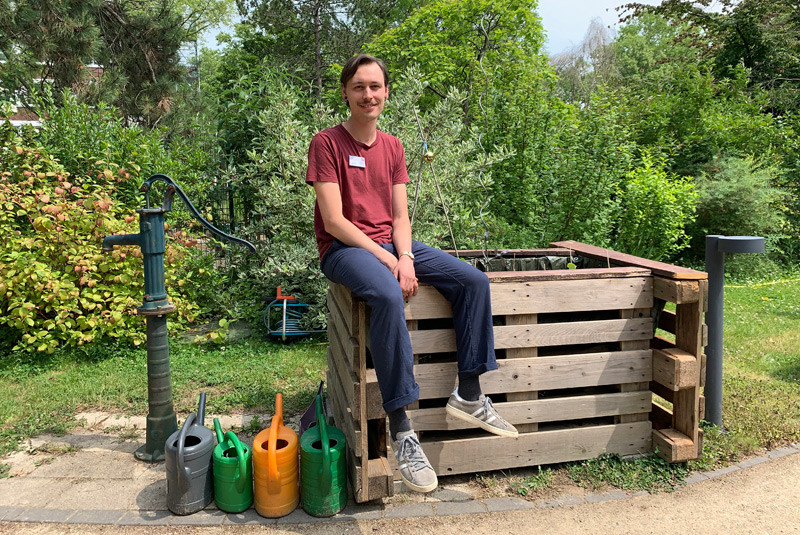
[{"x1": 306, "y1": 54, "x2": 517, "y2": 493}]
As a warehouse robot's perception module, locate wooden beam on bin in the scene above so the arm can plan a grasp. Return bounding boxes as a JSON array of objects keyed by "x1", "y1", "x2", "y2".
[
  {"x1": 550, "y1": 241, "x2": 706, "y2": 280},
  {"x1": 652, "y1": 428, "x2": 696, "y2": 462}
]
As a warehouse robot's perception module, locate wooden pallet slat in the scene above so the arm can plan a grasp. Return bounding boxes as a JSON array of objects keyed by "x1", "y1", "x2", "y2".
[
  {"x1": 407, "y1": 391, "x2": 652, "y2": 432},
  {"x1": 424, "y1": 422, "x2": 652, "y2": 476},
  {"x1": 409, "y1": 318, "x2": 653, "y2": 354}
]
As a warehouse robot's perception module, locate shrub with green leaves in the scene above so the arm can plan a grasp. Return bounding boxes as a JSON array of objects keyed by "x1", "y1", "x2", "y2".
[
  {"x1": 0, "y1": 123, "x2": 207, "y2": 353},
  {"x1": 688, "y1": 156, "x2": 787, "y2": 259},
  {"x1": 612, "y1": 153, "x2": 697, "y2": 261}
]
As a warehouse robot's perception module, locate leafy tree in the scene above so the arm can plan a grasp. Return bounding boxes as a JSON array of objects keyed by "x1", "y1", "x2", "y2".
[
  {"x1": 0, "y1": 0, "x2": 233, "y2": 126},
  {"x1": 367, "y1": 0, "x2": 545, "y2": 120},
  {"x1": 234, "y1": 0, "x2": 419, "y2": 104},
  {"x1": 620, "y1": 0, "x2": 800, "y2": 115}
]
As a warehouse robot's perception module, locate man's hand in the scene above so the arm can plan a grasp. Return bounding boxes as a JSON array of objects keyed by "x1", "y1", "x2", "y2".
[{"x1": 392, "y1": 254, "x2": 418, "y2": 299}]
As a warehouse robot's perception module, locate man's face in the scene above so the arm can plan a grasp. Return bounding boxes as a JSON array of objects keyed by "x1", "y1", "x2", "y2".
[{"x1": 341, "y1": 62, "x2": 389, "y2": 121}]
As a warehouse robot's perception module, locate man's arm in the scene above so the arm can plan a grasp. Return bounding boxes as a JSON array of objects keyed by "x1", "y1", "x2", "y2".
[
  {"x1": 313, "y1": 181, "x2": 398, "y2": 269},
  {"x1": 391, "y1": 183, "x2": 418, "y2": 298}
]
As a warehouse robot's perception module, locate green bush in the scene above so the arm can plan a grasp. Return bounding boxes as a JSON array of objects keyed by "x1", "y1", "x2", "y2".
[
  {"x1": 612, "y1": 153, "x2": 697, "y2": 261},
  {"x1": 688, "y1": 156, "x2": 787, "y2": 258},
  {"x1": 0, "y1": 122, "x2": 209, "y2": 353}
]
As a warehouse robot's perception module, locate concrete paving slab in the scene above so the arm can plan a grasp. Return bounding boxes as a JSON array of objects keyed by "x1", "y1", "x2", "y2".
[
  {"x1": 0, "y1": 476, "x2": 73, "y2": 507},
  {"x1": 335, "y1": 503, "x2": 383, "y2": 521},
  {"x1": 29, "y1": 450, "x2": 147, "y2": 479},
  {"x1": 132, "y1": 479, "x2": 168, "y2": 511},
  {"x1": 223, "y1": 508, "x2": 274, "y2": 525},
  {"x1": 738, "y1": 456, "x2": 769, "y2": 469},
  {"x1": 276, "y1": 508, "x2": 329, "y2": 524},
  {"x1": 383, "y1": 502, "x2": 434, "y2": 518},
  {"x1": 434, "y1": 500, "x2": 487, "y2": 516},
  {"x1": 483, "y1": 497, "x2": 535, "y2": 512},
  {"x1": 168, "y1": 509, "x2": 226, "y2": 526},
  {"x1": 767, "y1": 447, "x2": 797, "y2": 460},
  {"x1": 67, "y1": 509, "x2": 125, "y2": 525},
  {"x1": 584, "y1": 490, "x2": 629, "y2": 504},
  {"x1": 118, "y1": 510, "x2": 171, "y2": 526},
  {"x1": 16, "y1": 508, "x2": 74, "y2": 523},
  {"x1": 685, "y1": 472, "x2": 710, "y2": 485},
  {"x1": 138, "y1": 461, "x2": 167, "y2": 481},
  {"x1": 0, "y1": 506, "x2": 26, "y2": 521},
  {"x1": 427, "y1": 487, "x2": 476, "y2": 502},
  {"x1": 45, "y1": 478, "x2": 150, "y2": 510},
  {"x1": 706, "y1": 465, "x2": 741, "y2": 479}
]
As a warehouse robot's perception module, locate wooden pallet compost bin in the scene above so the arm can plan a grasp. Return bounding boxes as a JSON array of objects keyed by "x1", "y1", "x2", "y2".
[{"x1": 325, "y1": 240, "x2": 707, "y2": 502}]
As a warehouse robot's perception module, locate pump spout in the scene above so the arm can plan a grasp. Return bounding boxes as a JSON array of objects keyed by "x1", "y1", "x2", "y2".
[{"x1": 102, "y1": 233, "x2": 141, "y2": 252}]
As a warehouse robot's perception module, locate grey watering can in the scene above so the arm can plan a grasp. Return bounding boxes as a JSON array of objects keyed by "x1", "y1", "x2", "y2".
[{"x1": 165, "y1": 393, "x2": 215, "y2": 515}]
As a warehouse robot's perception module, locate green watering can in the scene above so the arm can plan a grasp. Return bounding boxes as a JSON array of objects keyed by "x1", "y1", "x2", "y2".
[
  {"x1": 212, "y1": 418, "x2": 253, "y2": 513},
  {"x1": 300, "y1": 395, "x2": 347, "y2": 517}
]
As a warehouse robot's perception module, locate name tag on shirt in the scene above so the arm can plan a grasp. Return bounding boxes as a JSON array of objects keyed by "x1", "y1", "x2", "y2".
[{"x1": 349, "y1": 155, "x2": 366, "y2": 168}]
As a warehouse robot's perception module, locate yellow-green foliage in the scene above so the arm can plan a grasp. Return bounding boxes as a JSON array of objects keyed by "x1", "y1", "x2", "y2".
[{"x1": 0, "y1": 125, "x2": 201, "y2": 352}]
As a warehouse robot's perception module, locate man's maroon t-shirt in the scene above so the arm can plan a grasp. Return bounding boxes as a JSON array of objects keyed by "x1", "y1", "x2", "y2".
[{"x1": 305, "y1": 124, "x2": 410, "y2": 260}]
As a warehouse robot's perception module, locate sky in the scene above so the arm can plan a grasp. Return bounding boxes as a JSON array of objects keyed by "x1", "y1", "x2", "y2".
[{"x1": 538, "y1": 0, "x2": 659, "y2": 55}]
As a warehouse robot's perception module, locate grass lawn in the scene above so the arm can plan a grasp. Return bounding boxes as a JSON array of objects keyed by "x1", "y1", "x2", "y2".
[
  {"x1": 1, "y1": 278, "x2": 798, "y2": 490},
  {"x1": 0, "y1": 335, "x2": 327, "y2": 456}
]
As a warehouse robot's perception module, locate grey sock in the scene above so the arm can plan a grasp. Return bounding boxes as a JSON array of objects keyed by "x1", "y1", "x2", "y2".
[
  {"x1": 457, "y1": 375, "x2": 482, "y2": 402},
  {"x1": 388, "y1": 408, "x2": 411, "y2": 439}
]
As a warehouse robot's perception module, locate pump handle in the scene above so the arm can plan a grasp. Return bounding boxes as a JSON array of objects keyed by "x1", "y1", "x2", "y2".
[{"x1": 141, "y1": 174, "x2": 256, "y2": 254}]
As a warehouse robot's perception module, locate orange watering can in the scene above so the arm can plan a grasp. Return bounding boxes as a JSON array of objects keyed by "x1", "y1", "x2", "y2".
[{"x1": 253, "y1": 393, "x2": 299, "y2": 518}]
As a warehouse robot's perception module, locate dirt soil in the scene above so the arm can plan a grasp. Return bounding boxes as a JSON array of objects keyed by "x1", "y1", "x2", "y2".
[{"x1": 2, "y1": 448, "x2": 798, "y2": 535}]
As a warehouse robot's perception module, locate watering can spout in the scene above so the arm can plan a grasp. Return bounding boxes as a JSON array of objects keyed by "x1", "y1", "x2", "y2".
[{"x1": 102, "y1": 233, "x2": 140, "y2": 252}]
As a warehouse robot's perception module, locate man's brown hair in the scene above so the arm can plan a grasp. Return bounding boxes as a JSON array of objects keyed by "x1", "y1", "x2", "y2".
[{"x1": 340, "y1": 54, "x2": 389, "y2": 87}]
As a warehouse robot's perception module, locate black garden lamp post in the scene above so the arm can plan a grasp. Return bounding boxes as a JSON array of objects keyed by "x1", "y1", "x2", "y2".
[{"x1": 704, "y1": 235, "x2": 765, "y2": 428}]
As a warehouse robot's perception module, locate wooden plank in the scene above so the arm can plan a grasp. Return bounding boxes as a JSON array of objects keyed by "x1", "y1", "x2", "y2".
[
  {"x1": 327, "y1": 288, "x2": 357, "y2": 372},
  {"x1": 328, "y1": 283, "x2": 356, "y2": 337},
  {"x1": 654, "y1": 277, "x2": 700, "y2": 304},
  {"x1": 409, "y1": 318, "x2": 652, "y2": 354},
  {"x1": 650, "y1": 381, "x2": 675, "y2": 404},
  {"x1": 357, "y1": 300, "x2": 369, "y2": 499},
  {"x1": 673, "y1": 285, "x2": 704, "y2": 446},
  {"x1": 652, "y1": 428, "x2": 697, "y2": 463},
  {"x1": 650, "y1": 402, "x2": 672, "y2": 431},
  {"x1": 700, "y1": 352, "x2": 707, "y2": 388},
  {"x1": 327, "y1": 323, "x2": 357, "y2": 412},
  {"x1": 617, "y1": 309, "x2": 651, "y2": 424},
  {"x1": 505, "y1": 314, "x2": 539, "y2": 433},
  {"x1": 422, "y1": 422, "x2": 652, "y2": 476},
  {"x1": 414, "y1": 350, "x2": 652, "y2": 400},
  {"x1": 346, "y1": 442, "x2": 394, "y2": 503},
  {"x1": 485, "y1": 267, "x2": 652, "y2": 281},
  {"x1": 652, "y1": 348, "x2": 699, "y2": 391},
  {"x1": 550, "y1": 240, "x2": 707, "y2": 280},
  {"x1": 444, "y1": 248, "x2": 573, "y2": 258},
  {"x1": 406, "y1": 392, "x2": 652, "y2": 431},
  {"x1": 404, "y1": 275, "x2": 653, "y2": 320},
  {"x1": 326, "y1": 368, "x2": 361, "y2": 458}
]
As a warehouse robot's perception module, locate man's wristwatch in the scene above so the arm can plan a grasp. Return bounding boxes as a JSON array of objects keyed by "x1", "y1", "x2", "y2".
[{"x1": 400, "y1": 251, "x2": 415, "y2": 261}]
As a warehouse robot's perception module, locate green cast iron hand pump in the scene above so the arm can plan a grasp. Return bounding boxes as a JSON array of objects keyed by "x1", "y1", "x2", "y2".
[{"x1": 102, "y1": 174, "x2": 256, "y2": 462}]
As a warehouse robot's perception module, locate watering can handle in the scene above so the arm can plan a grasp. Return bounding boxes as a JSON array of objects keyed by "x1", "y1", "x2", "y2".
[
  {"x1": 225, "y1": 431, "x2": 248, "y2": 494},
  {"x1": 213, "y1": 418, "x2": 224, "y2": 444},
  {"x1": 140, "y1": 174, "x2": 256, "y2": 254},
  {"x1": 267, "y1": 393, "x2": 284, "y2": 492},
  {"x1": 176, "y1": 412, "x2": 196, "y2": 494},
  {"x1": 315, "y1": 395, "x2": 332, "y2": 494}
]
